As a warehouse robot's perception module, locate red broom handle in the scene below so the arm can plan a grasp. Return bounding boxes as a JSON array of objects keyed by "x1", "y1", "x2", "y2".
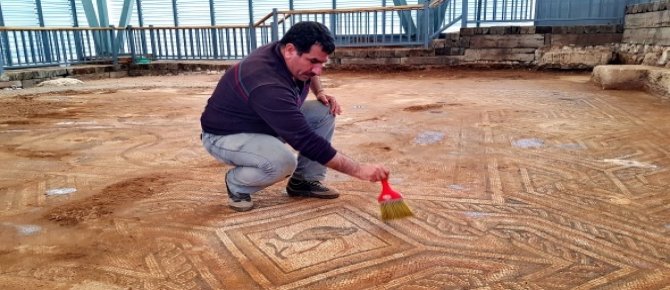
[{"x1": 378, "y1": 179, "x2": 402, "y2": 202}]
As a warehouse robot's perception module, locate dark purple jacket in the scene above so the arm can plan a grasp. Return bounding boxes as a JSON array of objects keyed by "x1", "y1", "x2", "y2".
[{"x1": 200, "y1": 42, "x2": 337, "y2": 165}]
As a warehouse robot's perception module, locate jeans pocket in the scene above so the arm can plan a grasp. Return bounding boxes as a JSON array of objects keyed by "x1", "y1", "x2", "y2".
[{"x1": 203, "y1": 132, "x2": 249, "y2": 152}]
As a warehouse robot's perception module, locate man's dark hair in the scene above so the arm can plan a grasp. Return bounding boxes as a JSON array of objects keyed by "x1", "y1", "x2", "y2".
[{"x1": 279, "y1": 21, "x2": 335, "y2": 55}]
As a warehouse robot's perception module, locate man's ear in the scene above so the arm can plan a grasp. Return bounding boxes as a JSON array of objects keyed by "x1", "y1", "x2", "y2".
[{"x1": 284, "y1": 43, "x2": 296, "y2": 57}]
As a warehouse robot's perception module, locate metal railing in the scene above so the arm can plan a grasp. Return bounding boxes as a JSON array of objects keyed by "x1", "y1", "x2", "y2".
[
  {"x1": 256, "y1": 3, "x2": 434, "y2": 48},
  {"x1": 125, "y1": 24, "x2": 261, "y2": 61},
  {"x1": 0, "y1": 0, "x2": 652, "y2": 73},
  {"x1": 0, "y1": 26, "x2": 116, "y2": 69}
]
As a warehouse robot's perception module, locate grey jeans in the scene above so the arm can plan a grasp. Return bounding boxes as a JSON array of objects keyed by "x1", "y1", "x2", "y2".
[{"x1": 201, "y1": 100, "x2": 335, "y2": 196}]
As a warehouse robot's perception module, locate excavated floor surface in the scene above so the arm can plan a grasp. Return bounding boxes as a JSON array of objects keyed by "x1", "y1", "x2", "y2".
[{"x1": 0, "y1": 69, "x2": 669, "y2": 289}]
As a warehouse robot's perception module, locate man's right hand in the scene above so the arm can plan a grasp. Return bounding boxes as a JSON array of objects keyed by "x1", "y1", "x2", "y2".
[
  {"x1": 326, "y1": 153, "x2": 389, "y2": 182},
  {"x1": 354, "y1": 163, "x2": 389, "y2": 182}
]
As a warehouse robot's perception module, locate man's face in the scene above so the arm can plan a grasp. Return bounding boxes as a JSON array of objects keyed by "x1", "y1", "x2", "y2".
[{"x1": 283, "y1": 43, "x2": 329, "y2": 81}]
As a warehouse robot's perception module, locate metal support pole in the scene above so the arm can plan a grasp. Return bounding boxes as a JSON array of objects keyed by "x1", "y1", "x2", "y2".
[
  {"x1": 248, "y1": 0, "x2": 257, "y2": 50},
  {"x1": 149, "y1": 25, "x2": 157, "y2": 59},
  {"x1": 128, "y1": 26, "x2": 136, "y2": 62},
  {"x1": 172, "y1": 0, "x2": 182, "y2": 59},
  {"x1": 331, "y1": 0, "x2": 337, "y2": 36},
  {"x1": 209, "y1": 0, "x2": 218, "y2": 59},
  {"x1": 97, "y1": 0, "x2": 110, "y2": 26},
  {"x1": 423, "y1": 1, "x2": 430, "y2": 48},
  {"x1": 0, "y1": 2, "x2": 13, "y2": 66},
  {"x1": 81, "y1": 0, "x2": 100, "y2": 26},
  {"x1": 69, "y1": 0, "x2": 84, "y2": 60},
  {"x1": 109, "y1": 25, "x2": 117, "y2": 62},
  {"x1": 0, "y1": 38, "x2": 5, "y2": 75},
  {"x1": 81, "y1": 0, "x2": 102, "y2": 55},
  {"x1": 271, "y1": 8, "x2": 279, "y2": 42},
  {"x1": 35, "y1": 0, "x2": 54, "y2": 63},
  {"x1": 115, "y1": 0, "x2": 134, "y2": 55},
  {"x1": 0, "y1": 6, "x2": 4, "y2": 72},
  {"x1": 135, "y1": 0, "x2": 147, "y2": 55},
  {"x1": 36, "y1": 0, "x2": 46, "y2": 26},
  {"x1": 476, "y1": 0, "x2": 482, "y2": 27},
  {"x1": 382, "y1": 0, "x2": 386, "y2": 36},
  {"x1": 462, "y1": 0, "x2": 468, "y2": 28},
  {"x1": 97, "y1": 0, "x2": 111, "y2": 54}
]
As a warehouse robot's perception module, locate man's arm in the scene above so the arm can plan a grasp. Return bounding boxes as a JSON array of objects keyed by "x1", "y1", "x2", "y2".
[{"x1": 326, "y1": 152, "x2": 389, "y2": 182}]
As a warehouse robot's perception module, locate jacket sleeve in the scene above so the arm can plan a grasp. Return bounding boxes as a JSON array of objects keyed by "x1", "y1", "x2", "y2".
[{"x1": 247, "y1": 84, "x2": 337, "y2": 165}]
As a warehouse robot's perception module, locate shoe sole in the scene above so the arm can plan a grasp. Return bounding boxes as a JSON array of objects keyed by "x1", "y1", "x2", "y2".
[
  {"x1": 228, "y1": 198, "x2": 253, "y2": 212},
  {"x1": 286, "y1": 189, "x2": 339, "y2": 199}
]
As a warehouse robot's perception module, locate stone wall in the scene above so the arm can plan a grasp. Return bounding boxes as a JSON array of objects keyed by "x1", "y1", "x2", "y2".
[
  {"x1": 0, "y1": 61, "x2": 233, "y2": 90},
  {"x1": 0, "y1": 65, "x2": 126, "y2": 90},
  {"x1": 331, "y1": 25, "x2": 623, "y2": 69},
  {"x1": 617, "y1": 0, "x2": 670, "y2": 67}
]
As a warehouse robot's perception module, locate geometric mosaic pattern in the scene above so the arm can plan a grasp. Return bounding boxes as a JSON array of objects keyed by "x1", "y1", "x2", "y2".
[{"x1": 0, "y1": 72, "x2": 668, "y2": 289}]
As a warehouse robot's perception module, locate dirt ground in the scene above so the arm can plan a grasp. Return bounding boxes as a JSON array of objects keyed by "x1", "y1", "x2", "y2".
[{"x1": 0, "y1": 69, "x2": 668, "y2": 289}]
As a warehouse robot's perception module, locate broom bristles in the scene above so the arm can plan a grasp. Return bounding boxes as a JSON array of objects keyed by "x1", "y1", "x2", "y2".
[{"x1": 380, "y1": 200, "x2": 413, "y2": 220}]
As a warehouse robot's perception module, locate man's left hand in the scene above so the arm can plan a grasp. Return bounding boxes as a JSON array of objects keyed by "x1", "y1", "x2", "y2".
[{"x1": 316, "y1": 91, "x2": 342, "y2": 116}]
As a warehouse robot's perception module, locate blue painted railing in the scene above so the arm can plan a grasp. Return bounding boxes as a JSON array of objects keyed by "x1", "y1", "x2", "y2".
[
  {"x1": 256, "y1": 4, "x2": 434, "y2": 48},
  {"x1": 0, "y1": 0, "x2": 660, "y2": 72}
]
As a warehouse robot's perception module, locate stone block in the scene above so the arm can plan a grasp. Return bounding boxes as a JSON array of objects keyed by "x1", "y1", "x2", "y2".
[
  {"x1": 340, "y1": 58, "x2": 401, "y2": 65},
  {"x1": 431, "y1": 39, "x2": 447, "y2": 48},
  {"x1": 109, "y1": 71, "x2": 129, "y2": 78},
  {"x1": 625, "y1": 10, "x2": 670, "y2": 29},
  {"x1": 37, "y1": 69, "x2": 67, "y2": 79},
  {"x1": 539, "y1": 46, "x2": 615, "y2": 69},
  {"x1": 469, "y1": 34, "x2": 545, "y2": 48},
  {"x1": 464, "y1": 48, "x2": 536, "y2": 63},
  {"x1": 0, "y1": 81, "x2": 21, "y2": 89},
  {"x1": 624, "y1": 27, "x2": 670, "y2": 45},
  {"x1": 75, "y1": 73, "x2": 110, "y2": 80},
  {"x1": 647, "y1": 68, "x2": 670, "y2": 96},
  {"x1": 551, "y1": 33, "x2": 622, "y2": 46},
  {"x1": 400, "y1": 56, "x2": 462, "y2": 66},
  {"x1": 520, "y1": 26, "x2": 536, "y2": 34},
  {"x1": 460, "y1": 28, "x2": 474, "y2": 36},
  {"x1": 21, "y1": 78, "x2": 45, "y2": 89},
  {"x1": 591, "y1": 65, "x2": 647, "y2": 90}
]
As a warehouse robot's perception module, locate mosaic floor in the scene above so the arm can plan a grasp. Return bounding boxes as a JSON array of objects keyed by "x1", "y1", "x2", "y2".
[{"x1": 0, "y1": 70, "x2": 668, "y2": 289}]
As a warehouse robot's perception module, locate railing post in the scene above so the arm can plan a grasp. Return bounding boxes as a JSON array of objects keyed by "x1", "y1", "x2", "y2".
[
  {"x1": 331, "y1": 0, "x2": 337, "y2": 36},
  {"x1": 209, "y1": 0, "x2": 218, "y2": 59},
  {"x1": 249, "y1": 23, "x2": 257, "y2": 51},
  {"x1": 247, "y1": 0, "x2": 257, "y2": 51},
  {"x1": 69, "y1": 0, "x2": 84, "y2": 61},
  {"x1": 36, "y1": 0, "x2": 54, "y2": 64},
  {"x1": 0, "y1": 35, "x2": 5, "y2": 75},
  {"x1": 271, "y1": 8, "x2": 279, "y2": 42},
  {"x1": 423, "y1": 1, "x2": 430, "y2": 48},
  {"x1": 462, "y1": 0, "x2": 468, "y2": 28},
  {"x1": 149, "y1": 25, "x2": 157, "y2": 59},
  {"x1": 0, "y1": 3, "x2": 12, "y2": 66},
  {"x1": 110, "y1": 25, "x2": 119, "y2": 63},
  {"x1": 128, "y1": 26, "x2": 137, "y2": 63}
]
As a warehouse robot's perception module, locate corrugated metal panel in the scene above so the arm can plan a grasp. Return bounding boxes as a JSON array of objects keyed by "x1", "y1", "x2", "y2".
[
  {"x1": 535, "y1": 0, "x2": 627, "y2": 25},
  {"x1": 41, "y1": 0, "x2": 74, "y2": 26},
  {"x1": 213, "y1": 0, "x2": 251, "y2": 25},
  {"x1": 1, "y1": 0, "x2": 40, "y2": 26},
  {"x1": 253, "y1": 1, "x2": 289, "y2": 23},
  {"x1": 109, "y1": 0, "x2": 142, "y2": 26},
  {"x1": 177, "y1": 0, "x2": 212, "y2": 25},
  {"x1": 141, "y1": 0, "x2": 177, "y2": 25}
]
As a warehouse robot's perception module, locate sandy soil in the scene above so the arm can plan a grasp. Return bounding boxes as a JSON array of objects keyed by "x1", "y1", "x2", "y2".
[{"x1": 0, "y1": 69, "x2": 668, "y2": 289}]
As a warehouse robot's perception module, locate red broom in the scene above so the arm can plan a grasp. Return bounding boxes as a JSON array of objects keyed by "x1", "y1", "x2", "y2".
[{"x1": 378, "y1": 179, "x2": 413, "y2": 220}]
